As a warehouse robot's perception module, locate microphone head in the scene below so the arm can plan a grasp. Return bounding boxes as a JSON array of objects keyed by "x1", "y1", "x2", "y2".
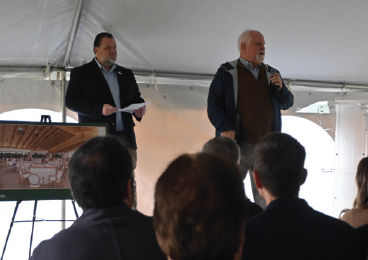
[
  {"x1": 269, "y1": 68, "x2": 280, "y2": 97},
  {"x1": 270, "y1": 68, "x2": 277, "y2": 74}
]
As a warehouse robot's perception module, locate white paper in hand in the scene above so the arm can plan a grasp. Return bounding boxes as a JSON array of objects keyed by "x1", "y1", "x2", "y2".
[{"x1": 118, "y1": 102, "x2": 151, "y2": 113}]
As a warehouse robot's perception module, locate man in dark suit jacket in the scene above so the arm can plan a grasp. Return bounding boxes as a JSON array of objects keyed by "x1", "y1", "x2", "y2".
[
  {"x1": 66, "y1": 32, "x2": 145, "y2": 166},
  {"x1": 242, "y1": 132, "x2": 363, "y2": 260},
  {"x1": 356, "y1": 224, "x2": 368, "y2": 259},
  {"x1": 30, "y1": 136, "x2": 166, "y2": 260}
]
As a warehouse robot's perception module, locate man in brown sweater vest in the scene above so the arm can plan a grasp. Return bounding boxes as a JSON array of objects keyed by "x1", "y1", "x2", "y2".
[{"x1": 207, "y1": 30, "x2": 294, "y2": 208}]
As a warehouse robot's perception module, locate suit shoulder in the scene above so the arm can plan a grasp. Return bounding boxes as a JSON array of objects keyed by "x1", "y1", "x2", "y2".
[
  {"x1": 70, "y1": 60, "x2": 96, "y2": 74},
  {"x1": 116, "y1": 65, "x2": 134, "y2": 75},
  {"x1": 220, "y1": 60, "x2": 237, "y2": 71},
  {"x1": 132, "y1": 210, "x2": 155, "y2": 225},
  {"x1": 309, "y1": 209, "x2": 358, "y2": 233},
  {"x1": 116, "y1": 64, "x2": 131, "y2": 71}
]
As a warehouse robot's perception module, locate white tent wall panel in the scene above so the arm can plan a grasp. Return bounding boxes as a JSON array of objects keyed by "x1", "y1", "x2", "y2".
[
  {"x1": 135, "y1": 84, "x2": 213, "y2": 215},
  {"x1": 285, "y1": 91, "x2": 368, "y2": 114},
  {"x1": 333, "y1": 102, "x2": 368, "y2": 216},
  {"x1": 0, "y1": 78, "x2": 62, "y2": 114}
]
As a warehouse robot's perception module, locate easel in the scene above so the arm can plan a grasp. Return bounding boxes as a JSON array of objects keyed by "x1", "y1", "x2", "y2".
[
  {"x1": 1, "y1": 200, "x2": 79, "y2": 260},
  {"x1": 1, "y1": 115, "x2": 79, "y2": 260},
  {"x1": 40, "y1": 115, "x2": 51, "y2": 123}
]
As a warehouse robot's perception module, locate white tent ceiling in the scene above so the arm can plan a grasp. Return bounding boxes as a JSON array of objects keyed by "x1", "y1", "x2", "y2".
[{"x1": 1, "y1": 0, "x2": 368, "y2": 85}]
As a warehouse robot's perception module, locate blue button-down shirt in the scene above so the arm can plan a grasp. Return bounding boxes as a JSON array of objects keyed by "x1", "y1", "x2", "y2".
[
  {"x1": 239, "y1": 57, "x2": 263, "y2": 79},
  {"x1": 94, "y1": 58, "x2": 124, "y2": 131}
]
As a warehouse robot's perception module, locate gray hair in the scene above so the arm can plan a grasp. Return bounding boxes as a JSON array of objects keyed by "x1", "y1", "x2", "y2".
[
  {"x1": 202, "y1": 137, "x2": 241, "y2": 166},
  {"x1": 237, "y1": 30, "x2": 260, "y2": 52}
]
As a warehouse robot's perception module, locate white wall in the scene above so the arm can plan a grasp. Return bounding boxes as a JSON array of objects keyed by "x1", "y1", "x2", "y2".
[
  {"x1": 135, "y1": 84, "x2": 214, "y2": 215},
  {"x1": 333, "y1": 101, "x2": 367, "y2": 216}
]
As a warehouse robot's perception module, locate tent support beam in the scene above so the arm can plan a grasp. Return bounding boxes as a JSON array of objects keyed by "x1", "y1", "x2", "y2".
[
  {"x1": 61, "y1": 0, "x2": 85, "y2": 68},
  {"x1": 1, "y1": 66, "x2": 368, "y2": 91},
  {"x1": 0, "y1": 67, "x2": 46, "y2": 73}
]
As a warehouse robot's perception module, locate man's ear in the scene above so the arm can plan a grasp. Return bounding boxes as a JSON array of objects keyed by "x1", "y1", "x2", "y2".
[
  {"x1": 93, "y1": 47, "x2": 99, "y2": 55},
  {"x1": 300, "y1": 168, "x2": 308, "y2": 185},
  {"x1": 241, "y1": 42, "x2": 247, "y2": 51},
  {"x1": 253, "y1": 170, "x2": 263, "y2": 189},
  {"x1": 123, "y1": 179, "x2": 133, "y2": 208}
]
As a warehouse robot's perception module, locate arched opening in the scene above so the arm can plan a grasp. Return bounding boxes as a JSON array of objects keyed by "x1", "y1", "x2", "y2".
[
  {"x1": 245, "y1": 115, "x2": 335, "y2": 216},
  {"x1": 0, "y1": 109, "x2": 77, "y2": 123},
  {"x1": 283, "y1": 115, "x2": 335, "y2": 215}
]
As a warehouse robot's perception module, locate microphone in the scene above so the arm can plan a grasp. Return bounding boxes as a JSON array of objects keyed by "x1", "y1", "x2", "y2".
[{"x1": 270, "y1": 68, "x2": 279, "y2": 98}]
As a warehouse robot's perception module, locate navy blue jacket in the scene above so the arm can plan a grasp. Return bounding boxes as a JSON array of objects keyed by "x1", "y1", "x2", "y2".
[
  {"x1": 207, "y1": 59, "x2": 294, "y2": 139},
  {"x1": 30, "y1": 204, "x2": 166, "y2": 260},
  {"x1": 356, "y1": 224, "x2": 368, "y2": 259},
  {"x1": 243, "y1": 197, "x2": 363, "y2": 260}
]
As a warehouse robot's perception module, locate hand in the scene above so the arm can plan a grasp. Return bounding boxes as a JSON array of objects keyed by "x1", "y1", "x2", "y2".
[
  {"x1": 102, "y1": 104, "x2": 117, "y2": 116},
  {"x1": 270, "y1": 73, "x2": 283, "y2": 90},
  {"x1": 134, "y1": 106, "x2": 146, "y2": 118},
  {"x1": 221, "y1": 130, "x2": 236, "y2": 140}
]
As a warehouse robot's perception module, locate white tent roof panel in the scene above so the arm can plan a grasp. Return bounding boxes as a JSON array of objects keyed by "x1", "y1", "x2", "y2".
[{"x1": 1, "y1": 0, "x2": 368, "y2": 84}]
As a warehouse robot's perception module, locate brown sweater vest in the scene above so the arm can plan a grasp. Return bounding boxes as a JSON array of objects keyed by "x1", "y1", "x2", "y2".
[{"x1": 236, "y1": 61, "x2": 274, "y2": 144}]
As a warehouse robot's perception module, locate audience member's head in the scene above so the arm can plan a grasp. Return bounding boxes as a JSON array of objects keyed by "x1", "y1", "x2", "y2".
[
  {"x1": 253, "y1": 132, "x2": 307, "y2": 200},
  {"x1": 202, "y1": 136, "x2": 241, "y2": 166},
  {"x1": 354, "y1": 157, "x2": 368, "y2": 208},
  {"x1": 154, "y1": 153, "x2": 247, "y2": 260},
  {"x1": 68, "y1": 136, "x2": 134, "y2": 210}
]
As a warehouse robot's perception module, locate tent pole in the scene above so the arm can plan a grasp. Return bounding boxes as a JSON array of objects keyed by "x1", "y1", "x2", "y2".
[
  {"x1": 62, "y1": 0, "x2": 85, "y2": 67},
  {"x1": 61, "y1": 69, "x2": 67, "y2": 230},
  {"x1": 61, "y1": 70, "x2": 67, "y2": 123}
]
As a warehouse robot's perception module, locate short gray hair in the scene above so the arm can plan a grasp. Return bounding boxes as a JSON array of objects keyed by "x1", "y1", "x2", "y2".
[
  {"x1": 202, "y1": 137, "x2": 241, "y2": 166},
  {"x1": 237, "y1": 30, "x2": 260, "y2": 52}
]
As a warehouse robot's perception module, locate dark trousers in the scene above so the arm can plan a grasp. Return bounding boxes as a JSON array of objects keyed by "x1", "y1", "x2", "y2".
[
  {"x1": 238, "y1": 142, "x2": 267, "y2": 209},
  {"x1": 112, "y1": 132, "x2": 138, "y2": 209}
]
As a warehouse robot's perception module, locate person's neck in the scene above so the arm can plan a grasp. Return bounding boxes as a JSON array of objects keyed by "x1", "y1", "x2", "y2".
[
  {"x1": 96, "y1": 57, "x2": 113, "y2": 72},
  {"x1": 239, "y1": 56, "x2": 261, "y2": 68},
  {"x1": 102, "y1": 63, "x2": 113, "y2": 72},
  {"x1": 264, "y1": 192, "x2": 300, "y2": 206},
  {"x1": 263, "y1": 192, "x2": 277, "y2": 206}
]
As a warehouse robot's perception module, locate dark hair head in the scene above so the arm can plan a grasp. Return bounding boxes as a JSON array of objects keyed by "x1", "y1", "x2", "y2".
[
  {"x1": 93, "y1": 32, "x2": 114, "y2": 54},
  {"x1": 354, "y1": 157, "x2": 368, "y2": 207},
  {"x1": 202, "y1": 137, "x2": 241, "y2": 166},
  {"x1": 154, "y1": 153, "x2": 247, "y2": 260},
  {"x1": 68, "y1": 136, "x2": 133, "y2": 209},
  {"x1": 253, "y1": 132, "x2": 306, "y2": 198}
]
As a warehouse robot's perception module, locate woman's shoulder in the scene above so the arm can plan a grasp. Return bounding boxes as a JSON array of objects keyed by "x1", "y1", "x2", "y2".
[
  {"x1": 340, "y1": 207, "x2": 368, "y2": 227},
  {"x1": 341, "y1": 207, "x2": 368, "y2": 217}
]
